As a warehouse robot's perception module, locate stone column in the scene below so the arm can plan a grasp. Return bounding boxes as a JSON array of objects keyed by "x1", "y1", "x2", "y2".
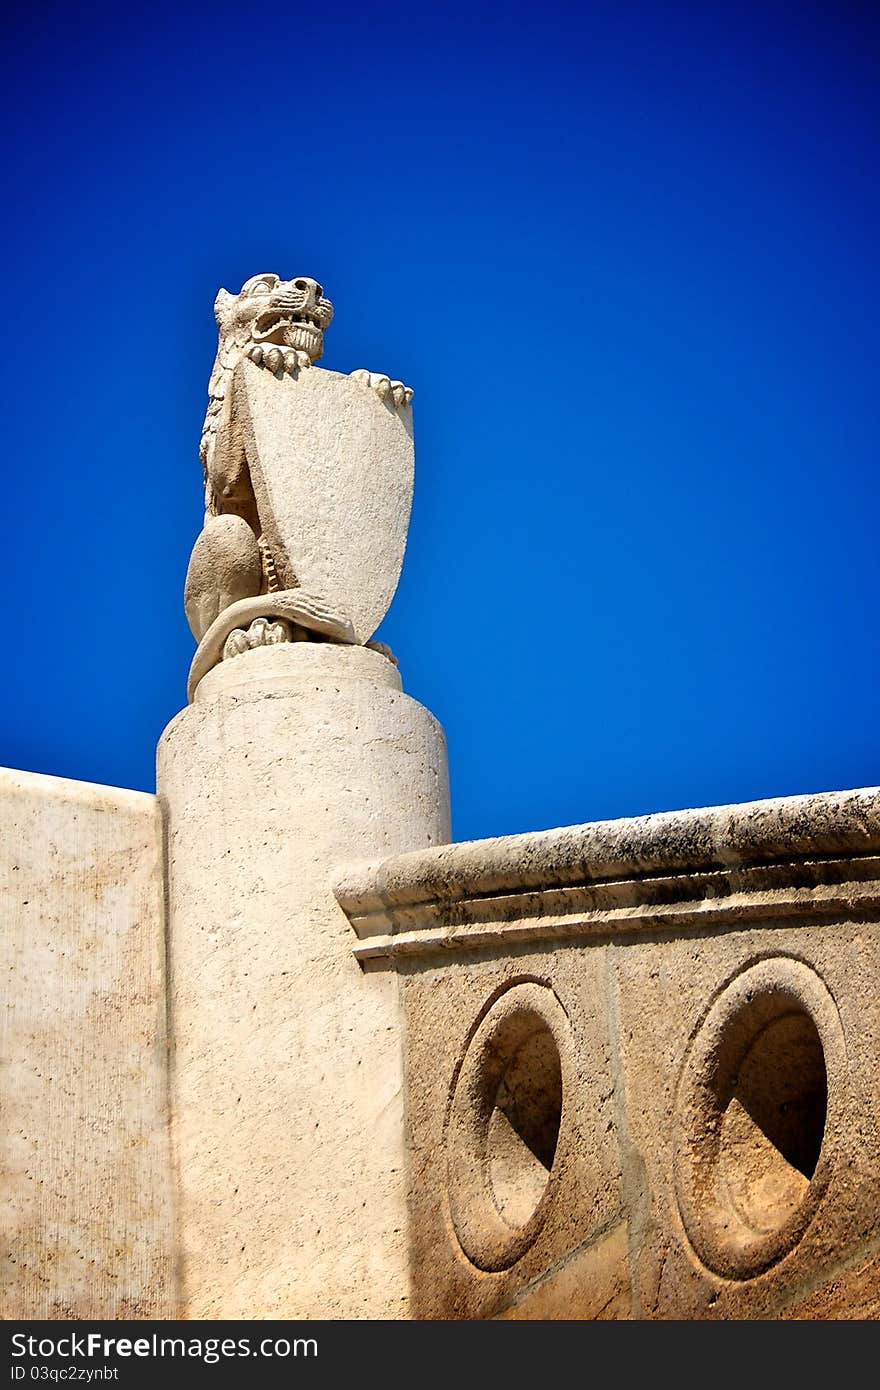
[{"x1": 157, "y1": 643, "x2": 449, "y2": 1318}]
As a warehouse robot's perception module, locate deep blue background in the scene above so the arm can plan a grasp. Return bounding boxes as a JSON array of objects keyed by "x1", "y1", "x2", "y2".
[{"x1": 3, "y1": 1, "x2": 878, "y2": 841}]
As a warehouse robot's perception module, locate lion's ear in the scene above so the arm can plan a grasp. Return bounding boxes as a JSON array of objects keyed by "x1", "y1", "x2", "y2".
[{"x1": 214, "y1": 288, "x2": 235, "y2": 326}]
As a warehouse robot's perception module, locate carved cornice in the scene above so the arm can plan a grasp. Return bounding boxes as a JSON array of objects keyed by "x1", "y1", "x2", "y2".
[{"x1": 333, "y1": 788, "x2": 880, "y2": 965}]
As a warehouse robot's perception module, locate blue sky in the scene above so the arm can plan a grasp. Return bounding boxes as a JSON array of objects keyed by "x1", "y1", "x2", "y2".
[{"x1": 3, "y1": 1, "x2": 879, "y2": 841}]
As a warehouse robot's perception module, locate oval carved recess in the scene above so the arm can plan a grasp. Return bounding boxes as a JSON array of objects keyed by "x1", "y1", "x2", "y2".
[
  {"x1": 445, "y1": 982, "x2": 573, "y2": 1272},
  {"x1": 674, "y1": 957, "x2": 846, "y2": 1280}
]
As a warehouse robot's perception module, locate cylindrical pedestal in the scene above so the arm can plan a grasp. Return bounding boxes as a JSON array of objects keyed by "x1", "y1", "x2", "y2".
[{"x1": 157, "y1": 644, "x2": 450, "y2": 1318}]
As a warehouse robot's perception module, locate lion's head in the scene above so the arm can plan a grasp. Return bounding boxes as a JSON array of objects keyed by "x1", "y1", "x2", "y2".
[{"x1": 214, "y1": 273, "x2": 334, "y2": 363}]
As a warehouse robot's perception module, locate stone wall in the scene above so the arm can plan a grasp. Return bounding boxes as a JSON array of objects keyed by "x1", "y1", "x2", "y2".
[
  {"x1": 5, "y1": 758, "x2": 878, "y2": 1318},
  {"x1": 0, "y1": 769, "x2": 175, "y2": 1318},
  {"x1": 335, "y1": 788, "x2": 880, "y2": 1319}
]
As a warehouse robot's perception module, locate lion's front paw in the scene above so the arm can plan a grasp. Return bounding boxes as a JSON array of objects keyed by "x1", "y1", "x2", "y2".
[
  {"x1": 247, "y1": 345, "x2": 311, "y2": 374},
  {"x1": 223, "y1": 617, "x2": 293, "y2": 660},
  {"x1": 349, "y1": 369, "x2": 413, "y2": 407}
]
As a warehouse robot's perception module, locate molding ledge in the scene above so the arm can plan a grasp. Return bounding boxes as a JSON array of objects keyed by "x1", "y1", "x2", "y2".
[{"x1": 333, "y1": 788, "x2": 880, "y2": 965}]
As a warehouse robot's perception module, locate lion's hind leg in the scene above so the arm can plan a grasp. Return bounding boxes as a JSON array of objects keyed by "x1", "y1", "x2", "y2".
[{"x1": 184, "y1": 514, "x2": 262, "y2": 642}]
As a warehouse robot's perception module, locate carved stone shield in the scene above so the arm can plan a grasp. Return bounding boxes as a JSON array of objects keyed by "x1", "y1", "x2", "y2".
[{"x1": 235, "y1": 360, "x2": 414, "y2": 645}]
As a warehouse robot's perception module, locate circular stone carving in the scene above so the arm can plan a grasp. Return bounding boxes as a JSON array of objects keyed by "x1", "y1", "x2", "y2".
[
  {"x1": 674, "y1": 958, "x2": 846, "y2": 1280},
  {"x1": 445, "y1": 983, "x2": 571, "y2": 1272}
]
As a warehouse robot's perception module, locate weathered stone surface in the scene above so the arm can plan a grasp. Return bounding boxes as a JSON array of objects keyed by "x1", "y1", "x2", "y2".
[
  {"x1": 780, "y1": 1250, "x2": 880, "y2": 1319},
  {"x1": 611, "y1": 922, "x2": 880, "y2": 1318},
  {"x1": 335, "y1": 787, "x2": 880, "y2": 1319},
  {"x1": 0, "y1": 769, "x2": 175, "y2": 1319},
  {"x1": 494, "y1": 1223, "x2": 631, "y2": 1320},
  {"x1": 158, "y1": 643, "x2": 450, "y2": 1319},
  {"x1": 336, "y1": 788, "x2": 880, "y2": 951},
  {"x1": 397, "y1": 947, "x2": 623, "y2": 1319}
]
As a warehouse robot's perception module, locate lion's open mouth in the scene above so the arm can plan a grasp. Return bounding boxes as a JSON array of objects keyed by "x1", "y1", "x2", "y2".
[
  {"x1": 253, "y1": 309, "x2": 323, "y2": 340},
  {"x1": 252, "y1": 311, "x2": 324, "y2": 359}
]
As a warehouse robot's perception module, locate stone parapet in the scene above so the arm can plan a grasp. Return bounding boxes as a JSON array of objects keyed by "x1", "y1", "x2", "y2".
[{"x1": 335, "y1": 788, "x2": 880, "y2": 1319}]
